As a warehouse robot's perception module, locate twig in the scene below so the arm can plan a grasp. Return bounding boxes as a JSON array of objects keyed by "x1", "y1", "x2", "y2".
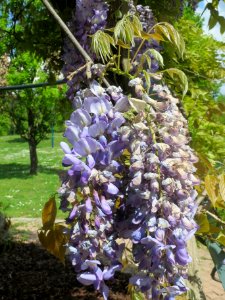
[
  {"x1": 205, "y1": 210, "x2": 225, "y2": 226},
  {"x1": 41, "y1": 0, "x2": 110, "y2": 87},
  {"x1": 67, "y1": 63, "x2": 89, "y2": 81},
  {"x1": 196, "y1": 190, "x2": 207, "y2": 206}
]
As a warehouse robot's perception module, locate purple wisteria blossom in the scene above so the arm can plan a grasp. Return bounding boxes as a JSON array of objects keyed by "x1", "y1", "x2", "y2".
[
  {"x1": 115, "y1": 82, "x2": 199, "y2": 299},
  {"x1": 58, "y1": 81, "x2": 128, "y2": 297},
  {"x1": 59, "y1": 1, "x2": 199, "y2": 299}
]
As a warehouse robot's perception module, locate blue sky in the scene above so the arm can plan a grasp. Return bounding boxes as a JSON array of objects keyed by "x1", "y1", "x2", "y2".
[
  {"x1": 196, "y1": 1, "x2": 225, "y2": 94},
  {"x1": 196, "y1": 0, "x2": 225, "y2": 41}
]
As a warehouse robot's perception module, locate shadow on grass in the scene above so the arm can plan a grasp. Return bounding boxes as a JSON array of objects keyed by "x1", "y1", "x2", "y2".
[
  {"x1": 10, "y1": 225, "x2": 34, "y2": 242},
  {"x1": 0, "y1": 163, "x2": 62, "y2": 179},
  {"x1": 6, "y1": 137, "x2": 27, "y2": 143}
]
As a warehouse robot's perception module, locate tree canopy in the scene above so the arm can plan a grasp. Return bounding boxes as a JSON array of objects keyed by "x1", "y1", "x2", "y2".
[{"x1": 0, "y1": 51, "x2": 67, "y2": 174}]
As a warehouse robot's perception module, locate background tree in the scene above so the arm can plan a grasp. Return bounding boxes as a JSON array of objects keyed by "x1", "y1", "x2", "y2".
[{"x1": 0, "y1": 51, "x2": 67, "y2": 174}]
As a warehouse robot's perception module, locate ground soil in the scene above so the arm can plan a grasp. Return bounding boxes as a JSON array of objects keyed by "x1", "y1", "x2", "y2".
[{"x1": 0, "y1": 218, "x2": 224, "y2": 300}]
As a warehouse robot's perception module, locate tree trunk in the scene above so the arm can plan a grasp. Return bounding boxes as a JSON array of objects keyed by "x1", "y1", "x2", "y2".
[{"x1": 29, "y1": 139, "x2": 38, "y2": 175}]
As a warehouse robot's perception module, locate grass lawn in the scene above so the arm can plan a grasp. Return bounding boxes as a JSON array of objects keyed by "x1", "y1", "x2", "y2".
[{"x1": 0, "y1": 133, "x2": 67, "y2": 218}]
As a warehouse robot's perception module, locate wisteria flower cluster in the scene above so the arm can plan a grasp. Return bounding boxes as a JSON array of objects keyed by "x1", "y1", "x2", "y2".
[
  {"x1": 59, "y1": 81, "x2": 129, "y2": 299},
  {"x1": 116, "y1": 82, "x2": 199, "y2": 299},
  {"x1": 59, "y1": 80, "x2": 199, "y2": 299},
  {"x1": 57, "y1": 1, "x2": 199, "y2": 299}
]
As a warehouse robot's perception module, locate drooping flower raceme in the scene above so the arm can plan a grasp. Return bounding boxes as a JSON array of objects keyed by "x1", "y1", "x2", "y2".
[
  {"x1": 58, "y1": 1, "x2": 199, "y2": 299},
  {"x1": 59, "y1": 80, "x2": 199, "y2": 300},
  {"x1": 115, "y1": 83, "x2": 199, "y2": 299},
  {"x1": 59, "y1": 81, "x2": 129, "y2": 299}
]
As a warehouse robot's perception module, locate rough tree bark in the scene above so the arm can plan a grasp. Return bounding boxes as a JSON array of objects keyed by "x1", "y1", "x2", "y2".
[
  {"x1": 28, "y1": 139, "x2": 38, "y2": 175},
  {"x1": 28, "y1": 108, "x2": 38, "y2": 175}
]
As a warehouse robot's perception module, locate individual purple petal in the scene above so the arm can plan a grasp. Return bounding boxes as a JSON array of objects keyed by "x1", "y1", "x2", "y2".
[
  {"x1": 101, "y1": 282, "x2": 109, "y2": 300},
  {"x1": 141, "y1": 236, "x2": 163, "y2": 246},
  {"x1": 155, "y1": 228, "x2": 165, "y2": 242},
  {"x1": 80, "y1": 126, "x2": 89, "y2": 138},
  {"x1": 99, "y1": 135, "x2": 108, "y2": 147},
  {"x1": 77, "y1": 272, "x2": 96, "y2": 285},
  {"x1": 108, "y1": 140, "x2": 125, "y2": 158},
  {"x1": 60, "y1": 142, "x2": 71, "y2": 154},
  {"x1": 62, "y1": 154, "x2": 84, "y2": 167},
  {"x1": 90, "y1": 80, "x2": 106, "y2": 97},
  {"x1": 114, "y1": 96, "x2": 130, "y2": 112},
  {"x1": 64, "y1": 126, "x2": 80, "y2": 143},
  {"x1": 103, "y1": 264, "x2": 121, "y2": 280},
  {"x1": 95, "y1": 266, "x2": 103, "y2": 281},
  {"x1": 132, "y1": 227, "x2": 145, "y2": 243},
  {"x1": 175, "y1": 247, "x2": 191, "y2": 265},
  {"x1": 68, "y1": 205, "x2": 77, "y2": 221},
  {"x1": 85, "y1": 197, "x2": 93, "y2": 213},
  {"x1": 84, "y1": 96, "x2": 112, "y2": 115},
  {"x1": 104, "y1": 182, "x2": 119, "y2": 195},
  {"x1": 95, "y1": 216, "x2": 101, "y2": 228},
  {"x1": 80, "y1": 170, "x2": 91, "y2": 185},
  {"x1": 93, "y1": 190, "x2": 101, "y2": 206},
  {"x1": 74, "y1": 137, "x2": 103, "y2": 156},
  {"x1": 81, "y1": 260, "x2": 101, "y2": 270},
  {"x1": 166, "y1": 248, "x2": 176, "y2": 265},
  {"x1": 86, "y1": 154, "x2": 95, "y2": 168},
  {"x1": 107, "y1": 115, "x2": 125, "y2": 133},
  {"x1": 70, "y1": 108, "x2": 92, "y2": 128},
  {"x1": 88, "y1": 121, "x2": 108, "y2": 137},
  {"x1": 101, "y1": 196, "x2": 112, "y2": 215}
]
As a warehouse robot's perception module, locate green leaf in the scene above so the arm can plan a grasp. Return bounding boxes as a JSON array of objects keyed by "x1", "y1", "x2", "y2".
[
  {"x1": 218, "y1": 16, "x2": 225, "y2": 34},
  {"x1": 154, "y1": 22, "x2": 185, "y2": 58},
  {"x1": 116, "y1": 39, "x2": 131, "y2": 49},
  {"x1": 148, "y1": 49, "x2": 164, "y2": 67},
  {"x1": 209, "y1": 13, "x2": 218, "y2": 30},
  {"x1": 143, "y1": 70, "x2": 151, "y2": 94},
  {"x1": 114, "y1": 14, "x2": 142, "y2": 46},
  {"x1": 140, "y1": 31, "x2": 165, "y2": 41},
  {"x1": 195, "y1": 213, "x2": 210, "y2": 233},
  {"x1": 219, "y1": 174, "x2": 225, "y2": 201},
  {"x1": 38, "y1": 224, "x2": 68, "y2": 263},
  {"x1": 164, "y1": 68, "x2": 188, "y2": 97},
  {"x1": 42, "y1": 195, "x2": 57, "y2": 228},
  {"x1": 205, "y1": 174, "x2": 225, "y2": 209},
  {"x1": 122, "y1": 58, "x2": 132, "y2": 72},
  {"x1": 216, "y1": 232, "x2": 225, "y2": 246},
  {"x1": 132, "y1": 14, "x2": 143, "y2": 37},
  {"x1": 91, "y1": 30, "x2": 115, "y2": 63}
]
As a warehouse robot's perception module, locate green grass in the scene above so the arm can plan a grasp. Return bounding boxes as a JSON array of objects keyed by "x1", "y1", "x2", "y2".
[{"x1": 0, "y1": 133, "x2": 67, "y2": 218}]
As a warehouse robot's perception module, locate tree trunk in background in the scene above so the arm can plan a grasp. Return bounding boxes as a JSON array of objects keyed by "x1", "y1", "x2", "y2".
[
  {"x1": 27, "y1": 107, "x2": 38, "y2": 175},
  {"x1": 29, "y1": 139, "x2": 38, "y2": 175}
]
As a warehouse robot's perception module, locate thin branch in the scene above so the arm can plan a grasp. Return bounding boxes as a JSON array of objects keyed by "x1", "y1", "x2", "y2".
[
  {"x1": 41, "y1": 0, "x2": 110, "y2": 87},
  {"x1": 41, "y1": 0, "x2": 92, "y2": 63},
  {"x1": 67, "y1": 64, "x2": 88, "y2": 81},
  {"x1": 196, "y1": 190, "x2": 207, "y2": 206},
  {"x1": 205, "y1": 210, "x2": 225, "y2": 226}
]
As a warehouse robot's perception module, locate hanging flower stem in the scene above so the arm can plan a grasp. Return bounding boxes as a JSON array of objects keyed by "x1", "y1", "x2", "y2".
[{"x1": 41, "y1": 0, "x2": 110, "y2": 87}]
